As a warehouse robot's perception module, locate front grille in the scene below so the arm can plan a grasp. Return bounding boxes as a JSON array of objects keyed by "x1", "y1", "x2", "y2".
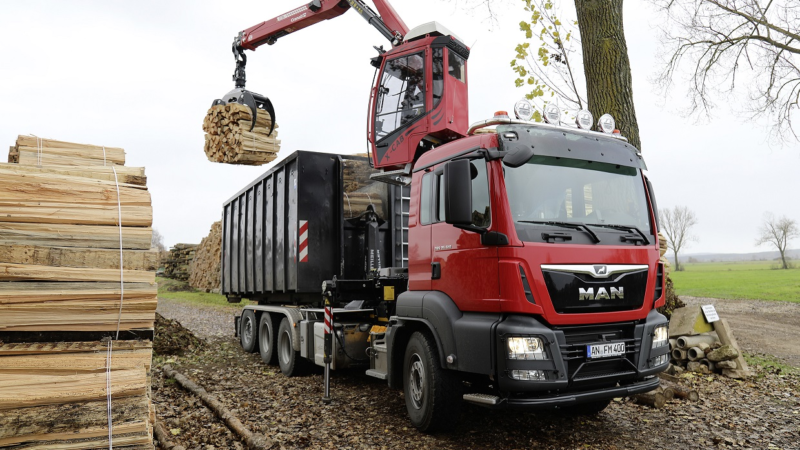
[
  {"x1": 556, "y1": 322, "x2": 640, "y2": 386},
  {"x1": 543, "y1": 269, "x2": 647, "y2": 314}
]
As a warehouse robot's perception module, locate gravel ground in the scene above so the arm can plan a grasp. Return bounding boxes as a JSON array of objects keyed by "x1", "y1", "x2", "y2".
[
  {"x1": 682, "y1": 296, "x2": 800, "y2": 368},
  {"x1": 154, "y1": 297, "x2": 800, "y2": 450},
  {"x1": 156, "y1": 298, "x2": 236, "y2": 338}
]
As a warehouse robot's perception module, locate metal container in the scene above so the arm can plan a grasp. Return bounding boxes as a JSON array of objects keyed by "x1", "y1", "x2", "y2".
[{"x1": 221, "y1": 151, "x2": 408, "y2": 304}]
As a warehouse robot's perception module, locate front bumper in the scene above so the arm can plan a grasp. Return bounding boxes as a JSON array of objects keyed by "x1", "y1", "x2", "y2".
[{"x1": 489, "y1": 309, "x2": 668, "y2": 408}]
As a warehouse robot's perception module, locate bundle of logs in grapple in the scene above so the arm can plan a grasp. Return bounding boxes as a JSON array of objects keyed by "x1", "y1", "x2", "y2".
[
  {"x1": 0, "y1": 135, "x2": 157, "y2": 449},
  {"x1": 202, "y1": 103, "x2": 281, "y2": 165},
  {"x1": 163, "y1": 243, "x2": 197, "y2": 282},
  {"x1": 188, "y1": 221, "x2": 221, "y2": 293}
]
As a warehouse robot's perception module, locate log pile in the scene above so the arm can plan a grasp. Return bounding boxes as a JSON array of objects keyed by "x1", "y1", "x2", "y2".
[
  {"x1": 164, "y1": 244, "x2": 197, "y2": 281},
  {"x1": 0, "y1": 136, "x2": 156, "y2": 449},
  {"x1": 189, "y1": 222, "x2": 222, "y2": 293},
  {"x1": 202, "y1": 103, "x2": 280, "y2": 165}
]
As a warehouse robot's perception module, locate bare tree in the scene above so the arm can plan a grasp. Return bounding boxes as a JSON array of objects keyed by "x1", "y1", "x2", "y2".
[
  {"x1": 151, "y1": 228, "x2": 166, "y2": 252},
  {"x1": 651, "y1": 0, "x2": 800, "y2": 141},
  {"x1": 659, "y1": 206, "x2": 699, "y2": 271},
  {"x1": 755, "y1": 212, "x2": 798, "y2": 269}
]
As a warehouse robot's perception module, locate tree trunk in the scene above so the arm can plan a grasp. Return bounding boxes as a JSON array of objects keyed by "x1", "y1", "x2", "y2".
[
  {"x1": 779, "y1": 249, "x2": 788, "y2": 269},
  {"x1": 673, "y1": 249, "x2": 680, "y2": 271},
  {"x1": 574, "y1": 0, "x2": 642, "y2": 150}
]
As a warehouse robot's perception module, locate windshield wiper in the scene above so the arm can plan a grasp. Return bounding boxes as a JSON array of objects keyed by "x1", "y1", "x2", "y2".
[
  {"x1": 587, "y1": 223, "x2": 650, "y2": 245},
  {"x1": 518, "y1": 221, "x2": 601, "y2": 244}
]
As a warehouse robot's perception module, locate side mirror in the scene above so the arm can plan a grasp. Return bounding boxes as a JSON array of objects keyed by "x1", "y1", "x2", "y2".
[
  {"x1": 502, "y1": 143, "x2": 534, "y2": 168},
  {"x1": 444, "y1": 159, "x2": 473, "y2": 226}
]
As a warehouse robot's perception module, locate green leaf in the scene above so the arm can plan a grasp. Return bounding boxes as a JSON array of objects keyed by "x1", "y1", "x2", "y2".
[{"x1": 170, "y1": 428, "x2": 181, "y2": 436}]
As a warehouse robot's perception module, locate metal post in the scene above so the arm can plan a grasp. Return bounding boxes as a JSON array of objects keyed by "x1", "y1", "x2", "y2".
[{"x1": 322, "y1": 298, "x2": 333, "y2": 404}]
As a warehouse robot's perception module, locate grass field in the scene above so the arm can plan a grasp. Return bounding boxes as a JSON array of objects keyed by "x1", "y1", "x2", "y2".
[
  {"x1": 156, "y1": 277, "x2": 247, "y2": 308},
  {"x1": 670, "y1": 260, "x2": 800, "y2": 302}
]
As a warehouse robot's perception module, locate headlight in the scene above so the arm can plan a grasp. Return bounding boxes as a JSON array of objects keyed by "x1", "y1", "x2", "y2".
[
  {"x1": 652, "y1": 325, "x2": 669, "y2": 349},
  {"x1": 507, "y1": 336, "x2": 547, "y2": 360}
]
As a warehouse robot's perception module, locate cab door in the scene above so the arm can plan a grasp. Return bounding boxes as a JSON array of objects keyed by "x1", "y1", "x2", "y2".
[{"x1": 430, "y1": 159, "x2": 500, "y2": 312}]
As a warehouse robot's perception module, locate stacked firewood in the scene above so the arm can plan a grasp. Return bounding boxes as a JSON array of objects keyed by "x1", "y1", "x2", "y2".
[
  {"x1": 164, "y1": 244, "x2": 197, "y2": 281},
  {"x1": 189, "y1": 222, "x2": 221, "y2": 293},
  {"x1": 202, "y1": 103, "x2": 280, "y2": 165},
  {"x1": 0, "y1": 136, "x2": 156, "y2": 449},
  {"x1": 342, "y1": 156, "x2": 383, "y2": 218}
]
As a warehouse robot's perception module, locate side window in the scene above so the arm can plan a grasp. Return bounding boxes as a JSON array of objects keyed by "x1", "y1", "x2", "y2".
[
  {"x1": 375, "y1": 52, "x2": 426, "y2": 141},
  {"x1": 471, "y1": 161, "x2": 491, "y2": 228},
  {"x1": 420, "y1": 172, "x2": 432, "y2": 225},
  {"x1": 432, "y1": 48, "x2": 444, "y2": 109},
  {"x1": 448, "y1": 50, "x2": 466, "y2": 83}
]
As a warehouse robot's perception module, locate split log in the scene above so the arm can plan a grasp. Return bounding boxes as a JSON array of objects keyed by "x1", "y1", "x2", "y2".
[
  {"x1": 0, "y1": 202, "x2": 152, "y2": 227},
  {"x1": 633, "y1": 392, "x2": 666, "y2": 408},
  {"x1": 0, "y1": 298, "x2": 157, "y2": 332},
  {"x1": 0, "y1": 282, "x2": 156, "y2": 305},
  {"x1": 0, "y1": 340, "x2": 152, "y2": 356},
  {"x1": 162, "y1": 365, "x2": 270, "y2": 450},
  {"x1": 0, "y1": 244, "x2": 159, "y2": 271},
  {"x1": 14, "y1": 136, "x2": 126, "y2": 161},
  {"x1": 14, "y1": 150, "x2": 127, "y2": 167},
  {"x1": 0, "y1": 368, "x2": 147, "y2": 410},
  {"x1": 202, "y1": 103, "x2": 280, "y2": 166},
  {"x1": 0, "y1": 262, "x2": 154, "y2": 283},
  {"x1": 0, "y1": 348, "x2": 152, "y2": 374},
  {"x1": 0, "y1": 222, "x2": 153, "y2": 249},
  {"x1": 0, "y1": 166, "x2": 152, "y2": 206},
  {"x1": 655, "y1": 386, "x2": 675, "y2": 401},
  {"x1": 670, "y1": 385, "x2": 700, "y2": 402},
  {"x1": 0, "y1": 162, "x2": 147, "y2": 186}
]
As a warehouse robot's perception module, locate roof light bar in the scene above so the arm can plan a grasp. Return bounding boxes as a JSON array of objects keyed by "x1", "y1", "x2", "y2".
[
  {"x1": 576, "y1": 109, "x2": 593, "y2": 130},
  {"x1": 514, "y1": 99, "x2": 534, "y2": 121}
]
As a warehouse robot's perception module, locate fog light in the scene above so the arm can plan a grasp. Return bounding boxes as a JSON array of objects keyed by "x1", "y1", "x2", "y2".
[
  {"x1": 653, "y1": 354, "x2": 669, "y2": 366},
  {"x1": 507, "y1": 336, "x2": 547, "y2": 360},
  {"x1": 652, "y1": 325, "x2": 668, "y2": 349},
  {"x1": 510, "y1": 369, "x2": 546, "y2": 381}
]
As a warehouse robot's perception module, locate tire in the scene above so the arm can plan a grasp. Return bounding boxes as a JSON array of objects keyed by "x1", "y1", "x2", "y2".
[
  {"x1": 559, "y1": 399, "x2": 611, "y2": 416},
  {"x1": 403, "y1": 331, "x2": 462, "y2": 432},
  {"x1": 240, "y1": 309, "x2": 258, "y2": 353},
  {"x1": 277, "y1": 317, "x2": 299, "y2": 376},
  {"x1": 258, "y1": 313, "x2": 277, "y2": 365}
]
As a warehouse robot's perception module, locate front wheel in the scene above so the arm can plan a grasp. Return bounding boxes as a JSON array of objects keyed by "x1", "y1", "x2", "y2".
[
  {"x1": 403, "y1": 331, "x2": 462, "y2": 432},
  {"x1": 240, "y1": 309, "x2": 258, "y2": 353}
]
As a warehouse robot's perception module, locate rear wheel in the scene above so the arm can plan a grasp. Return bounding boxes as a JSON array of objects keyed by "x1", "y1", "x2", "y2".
[
  {"x1": 240, "y1": 309, "x2": 258, "y2": 353},
  {"x1": 277, "y1": 318, "x2": 299, "y2": 376},
  {"x1": 403, "y1": 331, "x2": 462, "y2": 432},
  {"x1": 258, "y1": 313, "x2": 277, "y2": 365}
]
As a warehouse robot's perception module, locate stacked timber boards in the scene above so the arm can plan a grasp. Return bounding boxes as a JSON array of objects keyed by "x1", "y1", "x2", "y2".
[{"x1": 0, "y1": 136, "x2": 156, "y2": 449}]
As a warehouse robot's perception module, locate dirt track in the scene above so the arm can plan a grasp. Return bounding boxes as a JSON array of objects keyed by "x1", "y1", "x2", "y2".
[{"x1": 682, "y1": 296, "x2": 800, "y2": 367}]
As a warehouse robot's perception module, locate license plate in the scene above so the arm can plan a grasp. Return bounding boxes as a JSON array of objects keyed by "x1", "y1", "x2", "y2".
[{"x1": 587, "y1": 342, "x2": 626, "y2": 359}]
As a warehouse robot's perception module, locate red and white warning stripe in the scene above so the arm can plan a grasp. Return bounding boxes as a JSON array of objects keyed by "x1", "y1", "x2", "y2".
[
  {"x1": 324, "y1": 304, "x2": 332, "y2": 334},
  {"x1": 299, "y1": 220, "x2": 309, "y2": 263}
]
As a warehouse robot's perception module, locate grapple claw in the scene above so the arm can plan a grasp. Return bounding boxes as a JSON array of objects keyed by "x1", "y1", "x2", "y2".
[{"x1": 212, "y1": 88, "x2": 276, "y2": 136}]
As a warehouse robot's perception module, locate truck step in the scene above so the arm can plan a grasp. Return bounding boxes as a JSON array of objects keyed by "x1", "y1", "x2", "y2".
[
  {"x1": 365, "y1": 369, "x2": 388, "y2": 380},
  {"x1": 463, "y1": 393, "x2": 503, "y2": 406}
]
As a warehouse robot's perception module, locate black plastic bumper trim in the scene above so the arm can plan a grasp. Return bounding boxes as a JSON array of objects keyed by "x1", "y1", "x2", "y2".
[{"x1": 500, "y1": 376, "x2": 661, "y2": 410}]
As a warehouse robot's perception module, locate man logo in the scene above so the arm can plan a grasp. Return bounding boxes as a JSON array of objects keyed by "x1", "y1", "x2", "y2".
[
  {"x1": 593, "y1": 265, "x2": 608, "y2": 276},
  {"x1": 579, "y1": 287, "x2": 624, "y2": 301}
]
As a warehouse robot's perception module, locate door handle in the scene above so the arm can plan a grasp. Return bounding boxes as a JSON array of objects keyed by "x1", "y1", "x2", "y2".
[{"x1": 431, "y1": 262, "x2": 441, "y2": 280}]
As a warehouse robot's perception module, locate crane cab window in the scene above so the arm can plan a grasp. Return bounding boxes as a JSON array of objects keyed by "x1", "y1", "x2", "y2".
[
  {"x1": 375, "y1": 52, "x2": 426, "y2": 141},
  {"x1": 448, "y1": 51, "x2": 466, "y2": 83}
]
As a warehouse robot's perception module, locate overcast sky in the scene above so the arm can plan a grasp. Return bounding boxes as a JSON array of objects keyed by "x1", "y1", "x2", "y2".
[{"x1": 1, "y1": 1, "x2": 797, "y2": 255}]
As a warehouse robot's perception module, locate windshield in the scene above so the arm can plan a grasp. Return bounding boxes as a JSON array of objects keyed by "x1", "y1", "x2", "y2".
[{"x1": 505, "y1": 155, "x2": 652, "y2": 237}]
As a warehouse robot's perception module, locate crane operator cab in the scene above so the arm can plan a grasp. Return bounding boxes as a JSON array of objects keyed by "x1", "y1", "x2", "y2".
[{"x1": 368, "y1": 22, "x2": 471, "y2": 173}]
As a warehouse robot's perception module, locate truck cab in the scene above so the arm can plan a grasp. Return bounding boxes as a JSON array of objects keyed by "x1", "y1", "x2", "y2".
[{"x1": 384, "y1": 116, "x2": 669, "y2": 426}]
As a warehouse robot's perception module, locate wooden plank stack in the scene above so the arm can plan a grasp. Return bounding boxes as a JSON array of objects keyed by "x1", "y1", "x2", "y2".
[
  {"x1": 342, "y1": 156, "x2": 384, "y2": 219},
  {"x1": 188, "y1": 221, "x2": 222, "y2": 293},
  {"x1": 202, "y1": 103, "x2": 280, "y2": 165},
  {"x1": 163, "y1": 243, "x2": 197, "y2": 281},
  {"x1": 0, "y1": 135, "x2": 156, "y2": 449}
]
